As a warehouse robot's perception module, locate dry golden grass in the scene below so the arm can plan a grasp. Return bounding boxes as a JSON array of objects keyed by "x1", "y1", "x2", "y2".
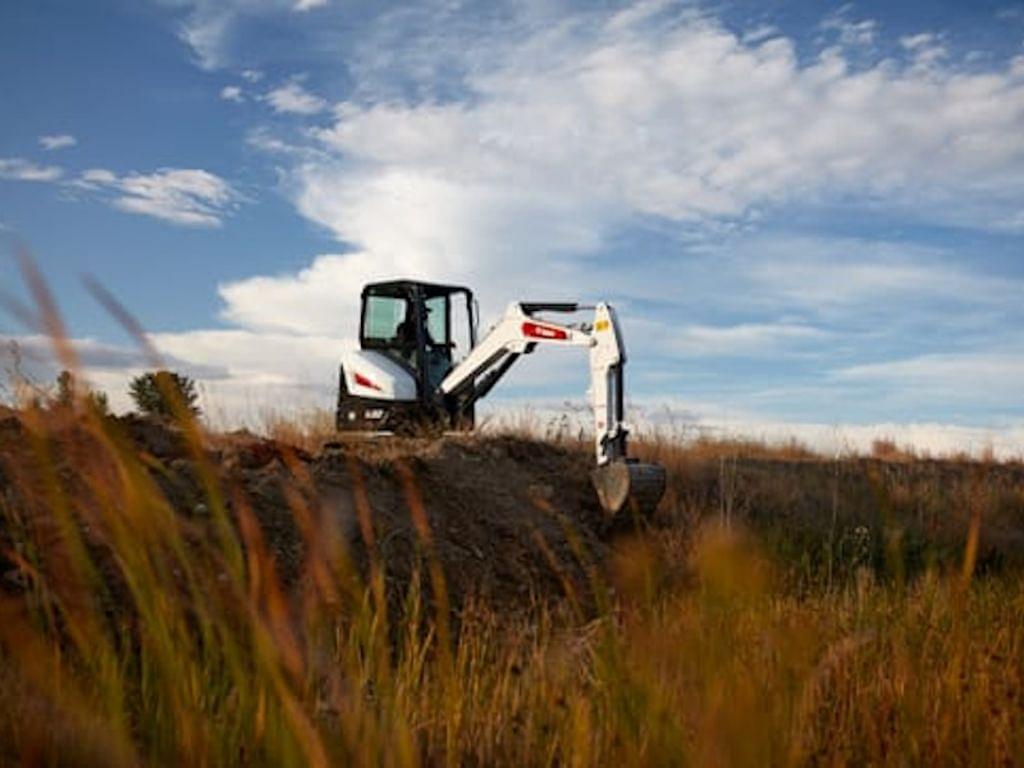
[
  {"x1": 2, "y1": 258, "x2": 1023, "y2": 766},
  {"x1": 2, "y1": 397, "x2": 1023, "y2": 766}
]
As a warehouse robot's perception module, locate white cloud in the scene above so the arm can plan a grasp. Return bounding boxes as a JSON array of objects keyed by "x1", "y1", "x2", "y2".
[
  {"x1": 2, "y1": 156, "x2": 242, "y2": 227},
  {"x1": 0, "y1": 333, "x2": 220, "y2": 413},
  {"x1": 741, "y1": 24, "x2": 778, "y2": 45},
  {"x1": 81, "y1": 168, "x2": 117, "y2": 184},
  {"x1": 820, "y1": 8, "x2": 878, "y2": 47},
  {"x1": 730, "y1": 236, "x2": 1021, "y2": 312},
  {"x1": 174, "y1": 2, "x2": 237, "y2": 70},
  {"x1": 0, "y1": 329, "x2": 347, "y2": 423},
  {"x1": 657, "y1": 321, "x2": 828, "y2": 357},
  {"x1": 150, "y1": 329, "x2": 346, "y2": 419},
  {"x1": 815, "y1": 351, "x2": 1024, "y2": 427},
  {"x1": 0, "y1": 157, "x2": 63, "y2": 182},
  {"x1": 38, "y1": 134, "x2": 77, "y2": 151},
  {"x1": 293, "y1": 0, "x2": 326, "y2": 10},
  {"x1": 216, "y1": 165, "x2": 607, "y2": 334},
  {"x1": 696, "y1": 416, "x2": 1024, "y2": 461},
  {"x1": 899, "y1": 32, "x2": 948, "y2": 70},
  {"x1": 79, "y1": 167, "x2": 243, "y2": 226},
  {"x1": 241, "y1": 68, "x2": 264, "y2": 82},
  {"x1": 298, "y1": 5, "x2": 1024, "y2": 271},
  {"x1": 835, "y1": 352, "x2": 1024, "y2": 396},
  {"x1": 264, "y1": 81, "x2": 327, "y2": 114},
  {"x1": 220, "y1": 85, "x2": 244, "y2": 102},
  {"x1": 164, "y1": 0, "x2": 308, "y2": 70}
]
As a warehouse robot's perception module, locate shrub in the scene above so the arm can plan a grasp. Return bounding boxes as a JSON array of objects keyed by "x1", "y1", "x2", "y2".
[{"x1": 129, "y1": 370, "x2": 200, "y2": 418}]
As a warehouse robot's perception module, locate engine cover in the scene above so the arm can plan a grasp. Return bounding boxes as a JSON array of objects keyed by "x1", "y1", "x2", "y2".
[
  {"x1": 336, "y1": 349, "x2": 425, "y2": 432},
  {"x1": 340, "y1": 349, "x2": 418, "y2": 401}
]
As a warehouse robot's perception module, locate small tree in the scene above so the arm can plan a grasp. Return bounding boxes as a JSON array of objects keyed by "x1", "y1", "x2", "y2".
[
  {"x1": 55, "y1": 370, "x2": 75, "y2": 408},
  {"x1": 88, "y1": 388, "x2": 111, "y2": 417},
  {"x1": 129, "y1": 370, "x2": 200, "y2": 419},
  {"x1": 53, "y1": 370, "x2": 111, "y2": 417}
]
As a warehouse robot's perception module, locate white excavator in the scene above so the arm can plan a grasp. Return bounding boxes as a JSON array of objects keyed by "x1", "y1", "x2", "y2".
[{"x1": 336, "y1": 280, "x2": 666, "y2": 517}]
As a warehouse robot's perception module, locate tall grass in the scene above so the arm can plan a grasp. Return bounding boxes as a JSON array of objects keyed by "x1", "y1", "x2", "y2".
[
  {"x1": 3, "y1": 403, "x2": 1023, "y2": 766},
  {"x1": 2, "y1": 260, "x2": 1023, "y2": 765}
]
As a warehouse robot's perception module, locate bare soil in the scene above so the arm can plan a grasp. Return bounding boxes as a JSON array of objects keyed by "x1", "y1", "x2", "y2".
[
  {"x1": 0, "y1": 413, "x2": 609, "y2": 612},
  {"x1": 2, "y1": 410, "x2": 1023, "y2": 616}
]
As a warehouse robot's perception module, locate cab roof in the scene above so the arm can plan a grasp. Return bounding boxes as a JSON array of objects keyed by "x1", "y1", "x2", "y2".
[{"x1": 362, "y1": 279, "x2": 473, "y2": 299}]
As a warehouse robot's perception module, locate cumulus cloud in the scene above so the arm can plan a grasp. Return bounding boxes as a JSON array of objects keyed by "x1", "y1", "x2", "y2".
[
  {"x1": 0, "y1": 158, "x2": 63, "y2": 182},
  {"x1": 82, "y1": 1, "x2": 1022, "y2": 445},
  {"x1": 241, "y1": 3, "x2": 1024, "y2": 351},
  {"x1": 77, "y1": 167, "x2": 243, "y2": 226},
  {"x1": 220, "y1": 85, "x2": 244, "y2": 102},
  {"x1": 263, "y1": 81, "x2": 327, "y2": 114},
  {"x1": 311, "y1": 11, "x2": 1024, "y2": 238},
  {"x1": 38, "y1": 134, "x2": 77, "y2": 151}
]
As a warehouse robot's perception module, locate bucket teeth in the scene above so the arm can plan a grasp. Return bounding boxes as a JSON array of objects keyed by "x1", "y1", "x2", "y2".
[{"x1": 591, "y1": 459, "x2": 667, "y2": 518}]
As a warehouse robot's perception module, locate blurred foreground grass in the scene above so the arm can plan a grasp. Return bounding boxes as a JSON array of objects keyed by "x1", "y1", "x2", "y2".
[
  {"x1": 1, "y1": 398, "x2": 1022, "y2": 767},
  {"x1": 1, "y1": 257, "x2": 1022, "y2": 766}
]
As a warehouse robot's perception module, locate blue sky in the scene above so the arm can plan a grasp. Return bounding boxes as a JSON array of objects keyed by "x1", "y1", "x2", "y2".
[{"x1": 2, "y1": 0, "x2": 1024, "y2": 454}]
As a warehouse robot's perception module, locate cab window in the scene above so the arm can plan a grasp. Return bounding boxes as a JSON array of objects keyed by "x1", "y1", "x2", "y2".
[
  {"x1": 363, "y1": 295, "x2": 409, "y2": 344},
  {"x1": 424, "y1": 295, "x2": 448, "y2": 347}
]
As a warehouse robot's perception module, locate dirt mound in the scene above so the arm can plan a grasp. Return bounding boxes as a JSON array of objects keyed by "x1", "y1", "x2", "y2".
[
  {"x1": 221, "y1": 433, "x2": 608, "y2": 608},
  {"x1": 0, "y1": 413, "x2": 609, "y2": 612},
  {"x1": 4, "y1": 411, "x2": 1023, "y2": 617}
]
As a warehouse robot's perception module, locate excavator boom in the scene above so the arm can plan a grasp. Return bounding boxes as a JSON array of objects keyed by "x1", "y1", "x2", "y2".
[{"x1": 438, "y1": 301, "x2": 666, "y2": 518}]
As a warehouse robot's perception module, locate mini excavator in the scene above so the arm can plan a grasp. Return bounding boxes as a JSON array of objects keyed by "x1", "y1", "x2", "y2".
[{"x1": 336, "y1": 280, "x2": 666, "y2": 517}]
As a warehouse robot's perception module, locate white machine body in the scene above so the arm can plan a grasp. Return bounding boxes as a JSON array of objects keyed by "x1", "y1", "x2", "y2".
[{"x1": 340, "y1": 348, "x2": 418, "y2": 401}]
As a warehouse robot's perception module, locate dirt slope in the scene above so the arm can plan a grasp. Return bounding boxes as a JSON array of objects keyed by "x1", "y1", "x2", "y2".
[
  {"x1": 223, "y1": 433, "x2": 610, "y2": 608},
  {"x1": 3, "y1": 410, "x2": 1023, "y2": 616},
  {"x1": 0, "y1": 412, "x2": 609, "y2": 611}
]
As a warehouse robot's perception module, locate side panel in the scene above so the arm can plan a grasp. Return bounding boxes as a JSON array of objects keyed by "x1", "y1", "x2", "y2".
[
  {"x1": 337, "y1": 349, "x2": 422, "y2": 432},
  {"x1": 340, "y1": 349, "x2": 418, "y2": 400}
]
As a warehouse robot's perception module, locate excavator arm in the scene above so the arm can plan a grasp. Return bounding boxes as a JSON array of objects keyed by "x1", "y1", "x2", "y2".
[{"x1": 438, "y1": 301, "x2": 665, "y2": 516}]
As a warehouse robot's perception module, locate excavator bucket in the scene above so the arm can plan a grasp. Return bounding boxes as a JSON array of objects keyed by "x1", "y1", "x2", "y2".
[{"x1": 591, "y1": 459, "x2": 667, "y2": 518}]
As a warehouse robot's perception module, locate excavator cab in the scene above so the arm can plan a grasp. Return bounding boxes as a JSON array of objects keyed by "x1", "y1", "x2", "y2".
[
  {"x1": 359, "y1": 280, "x2": 476, "y2": 394},
  {"x1": 337, "y1": 280, "x2": 478, "y2": 433}
]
